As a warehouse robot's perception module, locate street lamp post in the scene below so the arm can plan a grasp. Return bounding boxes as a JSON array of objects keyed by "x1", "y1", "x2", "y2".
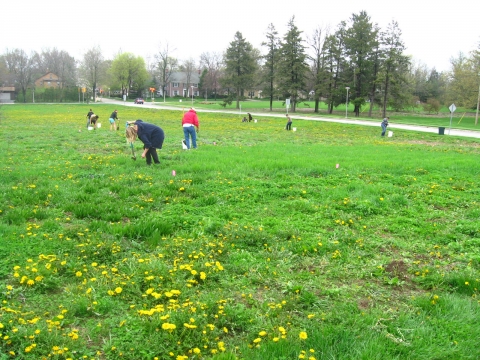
[
  {"x1": 345, "y1": 87, "x2": 350, "y2": 118},
  {"x1": 191, "y1": 85, "x2": 194, "y2": 106},
  {"x1": 475, "y1": 72, "x2": 480, "y2": 126}
]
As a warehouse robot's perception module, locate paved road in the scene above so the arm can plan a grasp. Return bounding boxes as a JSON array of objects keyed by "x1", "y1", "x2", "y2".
[{"x1": 100, "y1": 98, "x2": 480, "y2": 139}]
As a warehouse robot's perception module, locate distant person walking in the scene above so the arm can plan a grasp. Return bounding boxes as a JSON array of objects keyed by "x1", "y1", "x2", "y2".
[
  {"x1": 125, "y1": 120, "x2": 165, "y2": 165},
  {"x1": 381, "y1": 117, "x2": 389, "y2": 136},
  {"x1": 285, "y1": 114, "x2": 292, "y2": 130},
  {"x1": 182, "y1": 107, "x2": 200, "y2": 149},
  {"x1": 109, "y1": 110, "x2": 119, "y2": 131},
  {"x1": 247, "y1": 113, "x2": 253, "y2": 122}
]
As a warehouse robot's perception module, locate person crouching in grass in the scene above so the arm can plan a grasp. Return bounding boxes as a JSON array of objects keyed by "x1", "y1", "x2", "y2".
[{"x1": 126, "y1": 120, "x2": 165, "y2": 165}]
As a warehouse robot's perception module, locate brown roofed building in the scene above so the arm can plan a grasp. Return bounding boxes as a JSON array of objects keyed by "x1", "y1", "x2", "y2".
[{"x1": 35, "y1": 72, "x2": 61, "y2": 88}]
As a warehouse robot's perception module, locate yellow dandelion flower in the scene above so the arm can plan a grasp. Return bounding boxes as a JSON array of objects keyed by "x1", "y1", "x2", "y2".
[
  {"x1": 115, "y1": 287, "x2": 123, "y2": 294},
  {"x1": 299, "y1": 331, "x2": 308, "y2": 340}
]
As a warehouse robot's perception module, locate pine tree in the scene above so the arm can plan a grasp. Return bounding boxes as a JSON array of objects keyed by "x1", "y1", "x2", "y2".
[
  {"x1": 277, "y1": 17, "x2": 309, "y2": 112},
  {"x1": 223, "y1": 32, "x2": 258, "y2": 109},
  {"x1": 261, "y1": 23, "x2": 280, "y2": 111}
]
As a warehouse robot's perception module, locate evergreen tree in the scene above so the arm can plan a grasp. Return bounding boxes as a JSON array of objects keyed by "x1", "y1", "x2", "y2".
[
  {"x1": 307, "y1": 26, "x2": 329, "y2": 113},
  {"x1": 261, "y1": 23, "x2": 280, "y2": 111},
  {"x1": 322, "y1": 22, "x2": 348, "y2": 114},
  {"x1": 222, "y1": 31, "x2": 258, "y2": 109},
  {"x1": 344, "y1": 11, "x2": 378, "y2": 116},
  {"x1": 277, "y1": 16, "x2": 309, "y2": 112},
  {"x1": 379, "y1": 20, "x2": 410, "y2": 116}
]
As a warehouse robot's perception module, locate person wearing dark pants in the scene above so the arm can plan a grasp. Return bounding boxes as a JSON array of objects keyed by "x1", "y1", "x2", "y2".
[
  {"x1": 285, "y1": 114, "x2": 292, "y2": 130},
  {"x1": 125, "y1": 120, "x2": 165, "y2": 165},
  {"x1": 381, "y1": 117, "x2": 389, "y2": 136}
]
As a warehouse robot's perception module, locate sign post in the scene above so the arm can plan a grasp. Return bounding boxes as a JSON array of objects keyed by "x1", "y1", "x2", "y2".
[
  {"x1": 286, "y1": 98, "x2": 291, "y2": 114},
  {"x1": 448, "y1": 103, "x2": 456, "y2": 135}
]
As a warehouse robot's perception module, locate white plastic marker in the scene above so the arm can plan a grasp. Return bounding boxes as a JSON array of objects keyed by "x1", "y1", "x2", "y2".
[
  {"x1": 172, "y1": 170, "x2": 176, "y2": 176},
  {"x1": 336, "y1": 164, "x2": 340, "y2": 169}
]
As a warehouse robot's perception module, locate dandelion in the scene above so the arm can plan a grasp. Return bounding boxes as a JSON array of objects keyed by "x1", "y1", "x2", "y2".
[
  {"x1": 299, "y1": 331, "x2": 308, "y2": 340},
  {"x1": 253, "y1": 338, "x2": 261, "y2": 343},
  {"x1": 75, "y1": 271, "x2": 82, "y2": 277},
  {"x1": 115, "y1": 287, "x2": 123, "y2": 294},
  {"x1": 259, "y1": 331, "x2": 267, "y2": 336}
]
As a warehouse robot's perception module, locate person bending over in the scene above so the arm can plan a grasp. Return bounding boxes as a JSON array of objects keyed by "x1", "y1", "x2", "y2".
[
  {"x1": 181, "y1": 107, "x2": 200, "y2": 149},
  {"x1": 125, "y1": 120, "x2": 165, "y2": 165}
]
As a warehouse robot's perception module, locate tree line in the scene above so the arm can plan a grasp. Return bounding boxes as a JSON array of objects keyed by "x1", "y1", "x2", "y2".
[{"x1": 1, "y1": 11, "x2": 479, "y2": 117}]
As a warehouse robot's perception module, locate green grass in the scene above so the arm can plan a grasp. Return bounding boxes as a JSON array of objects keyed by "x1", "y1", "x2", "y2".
[
  {"x1": 0, "y1": 104, "x2": 479, "y2": 359},
  {"x1": 140, "y1": 97, "x2": 480, "y2": 131}
]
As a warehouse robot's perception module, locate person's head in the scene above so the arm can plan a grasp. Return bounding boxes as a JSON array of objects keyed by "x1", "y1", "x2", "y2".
[
  {"x1": 190, "y1": 107, "x2": 196, "y2": 112},
  {"x1": 114, "y1": 110, "x2": 118, "y2": 113},
  {"x1": 90, "y1": 108, "x2": 92, "y2": 111},
  {"x1": 125, "y1": 126, "x2": 137, "y2": 142}
]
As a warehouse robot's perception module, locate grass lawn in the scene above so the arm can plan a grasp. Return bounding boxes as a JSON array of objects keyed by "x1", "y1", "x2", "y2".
[
  {"x1": 135, "y1": 97, "x2": 480, "y2": 131},
  {"x1": 0, "y1": 103, "x2": 479, "y2": 359}
]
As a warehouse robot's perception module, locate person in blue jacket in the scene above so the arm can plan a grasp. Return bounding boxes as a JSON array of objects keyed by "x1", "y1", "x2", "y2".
[{"x1": 125, "y1": 120, "x2": 165, "y2": 165}]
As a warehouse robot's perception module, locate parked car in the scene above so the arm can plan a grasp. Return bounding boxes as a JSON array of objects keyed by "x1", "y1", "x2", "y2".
[{"x1": 134, "y1": 98, "x2": 144, "y2": 104}]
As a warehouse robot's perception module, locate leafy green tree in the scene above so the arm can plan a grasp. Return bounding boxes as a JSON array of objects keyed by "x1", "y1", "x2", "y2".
[
  {"x1": 277, "y1": 16, "x2": 309, "y2": 112},
  {"x1": 261, "y1": 23, "x2": 280, "y2": 111},
  {"x1": 344, "y1": 11, "x2": 379, "y2": 116},
  {"x1": 109, "y1": 52, "x2": 148, "y2": 98},
  {"x1": 446, "y1": 52, "x2": 478, "y2": 109},
  {"x1": 222, "y1": 31, "x2": 258, "y2": 109}
]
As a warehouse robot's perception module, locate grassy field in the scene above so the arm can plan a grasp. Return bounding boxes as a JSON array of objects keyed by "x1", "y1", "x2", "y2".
[
  {"x1": 0, "y1": 104, "x2": 479, "y2": 359},
  {"x1": 132, "y1": 97, "x2": 480, "y2": 131}
]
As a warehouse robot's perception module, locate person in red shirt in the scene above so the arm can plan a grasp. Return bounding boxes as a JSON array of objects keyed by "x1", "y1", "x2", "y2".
[{"x1": 182, "y1": 107, "x2": 200, "y2": 149}]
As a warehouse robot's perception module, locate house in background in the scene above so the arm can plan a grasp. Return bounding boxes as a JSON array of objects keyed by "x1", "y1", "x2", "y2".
[
  {"x1": 35, "y1": 72, "x2": 61, "y2": 88},
  {"x1": 158, "y1": 71, "x2": 200, "y2": 98},
  {"x1": 0, "y1": 86, "x2": 16, "y2": 103}
]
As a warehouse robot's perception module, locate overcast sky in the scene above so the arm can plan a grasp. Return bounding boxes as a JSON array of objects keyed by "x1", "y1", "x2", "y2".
[{"x1": 3, "y1": 0, "x2": 479, "y2": 72}]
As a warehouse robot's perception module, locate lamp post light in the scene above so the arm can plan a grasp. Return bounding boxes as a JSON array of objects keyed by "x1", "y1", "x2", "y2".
[
  {"x1": 345, "y1": 87, "x2": 350, "y2": 118},
  {"x1": 191, "y1": 85, "x2": 194, "y2": 106},
  {"x1": 475, "y1": 72, "x2": 480, "y2": 126}
]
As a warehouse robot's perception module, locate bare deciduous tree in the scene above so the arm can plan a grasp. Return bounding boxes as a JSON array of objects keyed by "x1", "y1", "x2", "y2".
[
  {"x1": 79, "y1": 46, "x2": 105, "y2": 101},
  {"x1": 4, "y1": 49, "x2": 35, "y2": 103},
  {"x1": 180, "y1": 58, "x2": 196, "y2": 97},
  {"x1": 199, "y1": 52, "x2": 222, "y2": 100},
  {"x1": 155, "y1": 42, "x2": 178, "y2": 101}
]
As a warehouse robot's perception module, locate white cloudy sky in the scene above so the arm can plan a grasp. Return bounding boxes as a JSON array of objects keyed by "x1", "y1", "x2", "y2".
[{"x1": 3, "y1": 0, "x2": 479, "y2": 72}]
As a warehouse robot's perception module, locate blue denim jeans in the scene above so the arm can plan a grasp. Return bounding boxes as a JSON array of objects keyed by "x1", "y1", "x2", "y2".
[
  {"x1": 183, "y1": 126, "x2": 197, "y2": 149},
  {"x1": 381, "y1": 124, "x2": 387, "y2": 136}
]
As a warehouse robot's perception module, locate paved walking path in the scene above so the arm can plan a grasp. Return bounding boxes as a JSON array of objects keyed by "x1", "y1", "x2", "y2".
[{"x1": 99, "y1": 98, "x2": 480, "y2": 139}]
